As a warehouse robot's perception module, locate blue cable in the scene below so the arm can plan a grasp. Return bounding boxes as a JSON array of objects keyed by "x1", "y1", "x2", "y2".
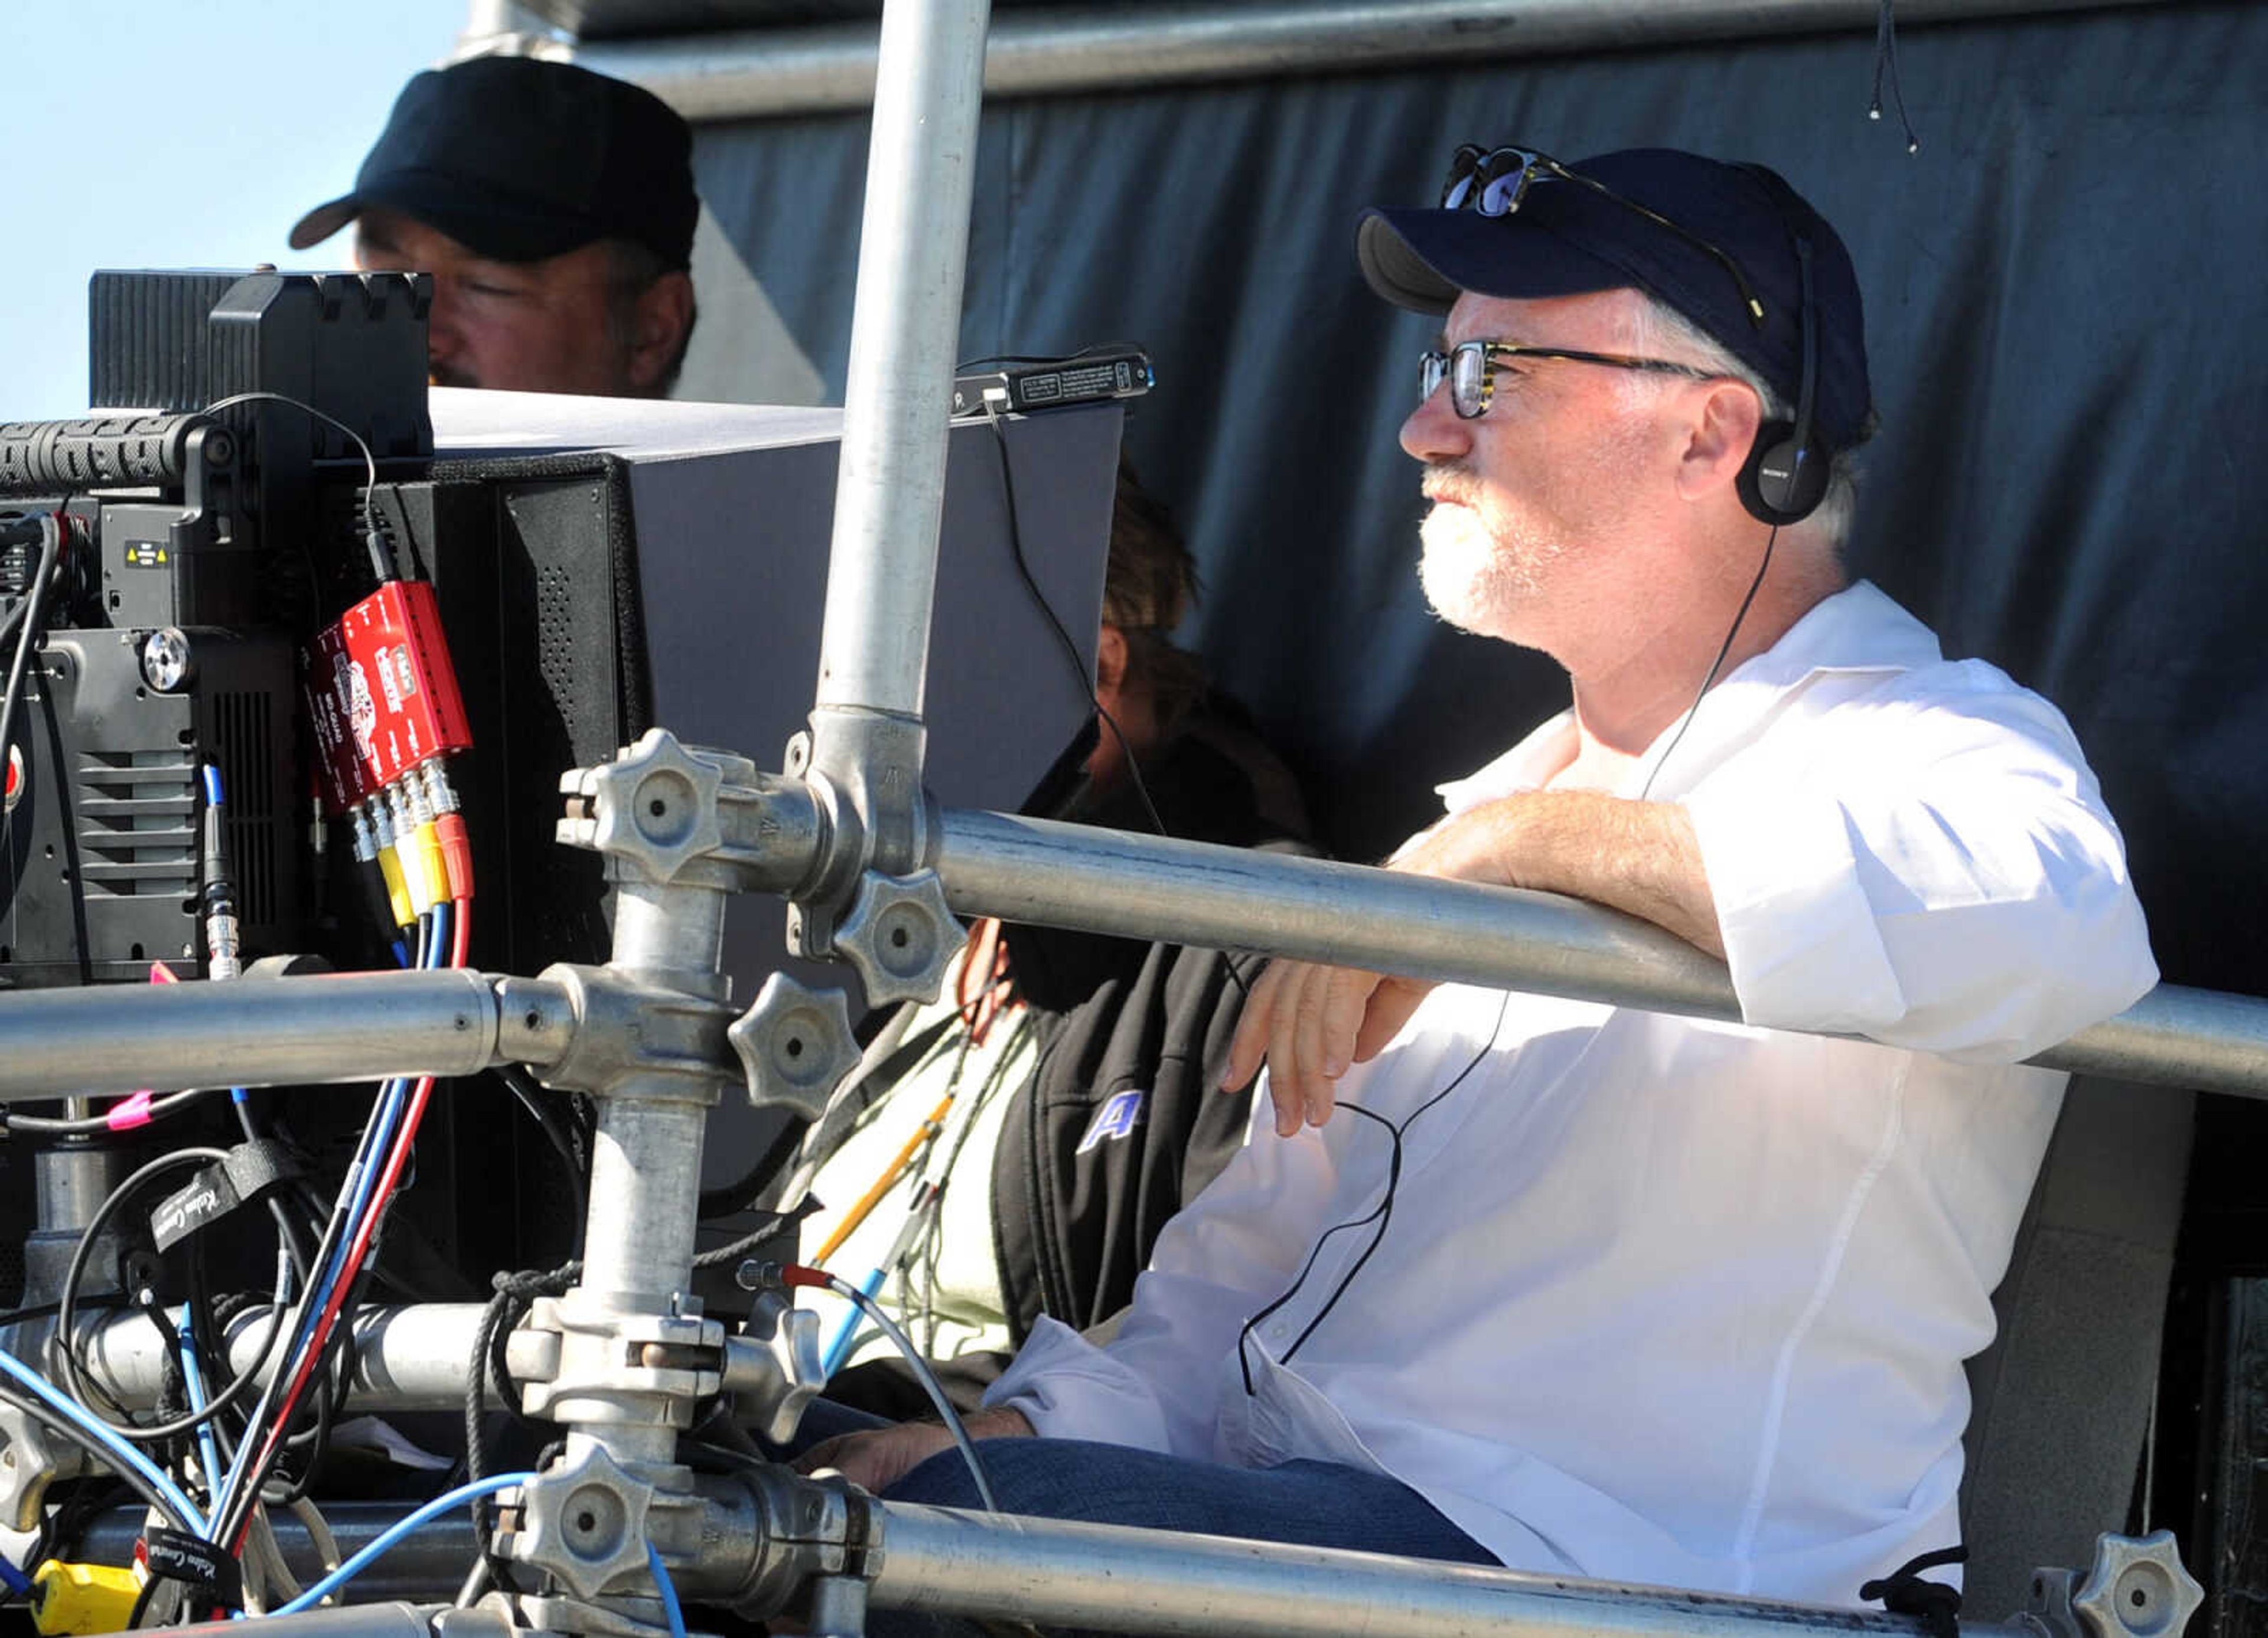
[
  {"x1": 201, "y1": 765, "x2": 249, "y2": 1113},
  {"x1": 820, "y1": 1270, "x2": 886, "y2": 1377},
  {"x1": 211, "y1": 1074, "x2": 409, "y2": 1525},
  {"x1": 216, "y1": 898, "x2": 448, "y2": 1530},
  {"x1": 269, "y1": 1473, "x2": 533, "y2": 1617},
  {"x1": 217, "y1": 847, "x2": 450, "y2": 1535},
  {"x1": 820, "y1": 1184, "x2": 939, "y2": 1377},
  {"x1": 0, "y1": 1550, "x2": 32, "y2": 1598},
  {"x1": 646, "y1": 1542, "x2": 688, "y2": 1638},
  {"x1": 0, "y1": 1346, "x2": 208, "y2": 1534},
  {"x1": 177, "y1": 1304, "x2": 223, "y2": 1505},
  {"x1": 305, "y1": 1073, "x2": 410, "y2": 1307}
]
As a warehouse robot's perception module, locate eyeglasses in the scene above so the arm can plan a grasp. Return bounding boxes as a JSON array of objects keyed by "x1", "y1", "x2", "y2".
[
  {"x1": 1420, "y1": 338, "x2": 1709, "y2": 419},
  {"x1": 1440, "y1": 144, "x2": 1767, "y2": 328}
]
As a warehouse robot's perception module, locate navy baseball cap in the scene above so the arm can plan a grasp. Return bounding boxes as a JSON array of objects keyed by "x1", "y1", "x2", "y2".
[
  {"x1": 289, "y1": 57, "x2": 699, "y2": 270},
  {"x1": 1358, "y1": 148, "x2": 1873, "y2": 452}
]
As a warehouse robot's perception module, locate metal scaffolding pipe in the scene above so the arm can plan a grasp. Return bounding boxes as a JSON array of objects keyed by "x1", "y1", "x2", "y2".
[
  {"x1": 0, "y1": 817, "x2": 2263, "y2": 1098},
  {"x1": 161, "y1": 1605, "x2": 504, "y2": 1638},
  {"x1": 809, "y1": 0, "x2": 990, "y2": 719},
  {"x1": 77, "y1": 1506, "x2": 476, "y2": 1605},
  {"x1": 573, "y1": 0, "x2": 2166, "y2": 121},
  {"x1": 934, "y1": 807, "x2": 2268, "y2": 1098},
  {"x1": 2025, "y1": 981, "x2": 2268, "y2": 1092},
  {"x1": 0, "y1": 969, "x2": 574, "y2": 1100},
  {"x1": 57, "y1": 1304, "x2": 487, "y2": 1414},
  {"x1": 940, "y1": 807, "x2": 1737, "y2": 1013},
  {"x1": 870, "y1": 1501, "x2": 2021, "y2": 1638}
]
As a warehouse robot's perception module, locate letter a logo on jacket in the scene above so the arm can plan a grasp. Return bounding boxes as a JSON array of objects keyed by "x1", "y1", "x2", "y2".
[{"x1": 1076, "y1": 1088, "x2": 1148, "y2": 1154}]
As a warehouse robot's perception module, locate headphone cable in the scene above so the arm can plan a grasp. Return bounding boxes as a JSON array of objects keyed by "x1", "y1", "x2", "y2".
[
  {"x1": 1237, "y1": 990, "x2": 1511, "y2": 1393},
  {"x1": 982, "y1": 408, "x2": 1250, "y2": 1000},
  {"x1": 1634, "y1": 525, "x2": 1778, "y2": 803}
]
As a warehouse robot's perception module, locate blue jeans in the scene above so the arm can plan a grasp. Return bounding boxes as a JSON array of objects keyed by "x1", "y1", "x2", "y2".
[{"x1": 790, "y1": 1403, "x2": 1499, "y2": 1637}]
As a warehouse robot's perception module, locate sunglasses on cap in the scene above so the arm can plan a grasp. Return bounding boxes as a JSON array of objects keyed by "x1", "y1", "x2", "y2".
[{"x1": 1439, "y1": 144, "x2": 1767, "y2": 329}]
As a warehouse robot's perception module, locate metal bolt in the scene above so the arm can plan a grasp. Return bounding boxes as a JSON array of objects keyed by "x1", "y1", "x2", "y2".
[
  {"x1": 561, "y1": 1486, "x2": 625, "y2": 1559},
  {"x1": 634, "y1": 769, "x2": 700, "y2": 847}
]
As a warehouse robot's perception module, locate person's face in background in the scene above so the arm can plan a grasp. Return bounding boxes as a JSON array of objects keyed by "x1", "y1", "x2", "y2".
[{"x1": 355, "y1": 209, "x2": 678, "y2": 396}]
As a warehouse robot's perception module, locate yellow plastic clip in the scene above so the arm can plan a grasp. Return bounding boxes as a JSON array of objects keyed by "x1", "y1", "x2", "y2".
[{"x1": 30, "y1": 1561, "x2": 145, "y2": 1636}]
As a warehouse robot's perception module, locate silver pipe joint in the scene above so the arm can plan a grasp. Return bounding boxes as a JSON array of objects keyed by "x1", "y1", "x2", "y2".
[
  {"x1": 531, "y1": 962, "x2": 734, "y2": 1107},
  {"x1": 557, "y1": 728, "x2": 822, "y2": 901}
]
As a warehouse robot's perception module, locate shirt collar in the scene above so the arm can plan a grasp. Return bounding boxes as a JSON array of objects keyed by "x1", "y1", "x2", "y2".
[{"x1": 1436, "y1": 580, "x2": 1943, "y2": 814}]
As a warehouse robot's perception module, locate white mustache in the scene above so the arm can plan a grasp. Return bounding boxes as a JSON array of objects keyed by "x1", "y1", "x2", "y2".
[{"x1": 1422, "y1": 466, "x2": 1480, "y2": 506}]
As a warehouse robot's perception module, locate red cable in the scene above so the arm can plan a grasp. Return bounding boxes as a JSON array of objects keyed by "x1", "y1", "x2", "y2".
[
  {"x1": 434, "y1": 811, "x2": 475, "y2": 901},
  {"x1": 226, "y1": 1072, "x2": 441, "y2": 1552},
  {"x1": 230, "y1": 860, "x2": 468, "y2": 1546}
]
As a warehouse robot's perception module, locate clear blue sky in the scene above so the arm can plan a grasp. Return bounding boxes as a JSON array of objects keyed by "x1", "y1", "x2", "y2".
[{"x1": 3, "y1": 0, "x2": 474, "y2": 420}]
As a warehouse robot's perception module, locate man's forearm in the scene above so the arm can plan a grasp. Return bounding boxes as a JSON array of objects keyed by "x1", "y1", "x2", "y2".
[{"x1": 1422, "y1": 790, "x2": 1723, "y2": 958}]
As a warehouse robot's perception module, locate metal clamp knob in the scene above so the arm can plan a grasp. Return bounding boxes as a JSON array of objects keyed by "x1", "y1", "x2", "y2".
[
  {"x1": 560, "y1": 729, "x2": 754, "y2": 886},
  {"x1": 730, "y1": 973, "x2": 861, "y2": 1123},
  {"x1": 832, "y1": 869, "x2": 960, "y2": 1008},
  {"x1": 2071, "y1": 1532, "x2": 2204, "y2": 1638},
  {"x1": 509, "y1": 1447, "x2": 653, "y2": 1603}
]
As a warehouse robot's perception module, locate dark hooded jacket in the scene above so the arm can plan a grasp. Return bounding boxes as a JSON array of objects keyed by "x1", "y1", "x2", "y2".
[{"x1": 826, "y1": 697, "x2": 1311, "y2": 1417}]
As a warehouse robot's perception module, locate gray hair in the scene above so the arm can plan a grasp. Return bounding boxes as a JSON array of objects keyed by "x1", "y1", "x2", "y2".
[{"x1": 1622, "y1": 293, "x2": 1857, "y2": 551}]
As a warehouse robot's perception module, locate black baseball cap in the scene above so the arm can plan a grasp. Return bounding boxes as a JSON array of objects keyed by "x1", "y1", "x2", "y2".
[
  {"x1": 289, "y1": 57, "x2": 699, "y2": 270},
  {"x1": 1357, "y1": 148, "x2": 1873, "y2": 452}
]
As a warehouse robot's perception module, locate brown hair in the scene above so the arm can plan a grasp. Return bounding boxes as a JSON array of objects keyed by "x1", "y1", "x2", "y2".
[{"x1": 1106, "y1": 457, "x2": 1207, "y2": 727}]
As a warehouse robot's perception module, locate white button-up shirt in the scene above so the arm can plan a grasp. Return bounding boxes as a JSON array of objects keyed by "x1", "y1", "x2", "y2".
[{"x1": 983, "y1": 582, "x2": 2158, "y2": 1606}]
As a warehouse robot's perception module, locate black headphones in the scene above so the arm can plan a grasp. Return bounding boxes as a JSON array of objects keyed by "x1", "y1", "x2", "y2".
[{"x1": 1732, "y1": 167, "x2": 1829, "y2": 527}]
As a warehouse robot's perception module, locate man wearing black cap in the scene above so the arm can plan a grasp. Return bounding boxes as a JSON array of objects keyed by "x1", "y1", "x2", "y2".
[
  {"x1": 794, "y1": 148, "x2": 2156, "y2": 1616},
  {"x1": 291, "y1": 56, "x2": 699, "y2": 397}
]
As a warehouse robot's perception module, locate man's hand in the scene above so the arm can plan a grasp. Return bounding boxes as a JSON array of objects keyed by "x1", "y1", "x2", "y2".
[
  {"x1": 1223, "y1": 958, "x2": 1435, "y2": 1137},
  {"x1": 792, "y1": 1407, "x2": 1033, "y2": 1495},
  {"x1": 1222, "y1": 791, "x2": 1720, "y2": 1133},
  {"x1": 1221, "y1": 806, "x2": 1510, "y2": 1135}
]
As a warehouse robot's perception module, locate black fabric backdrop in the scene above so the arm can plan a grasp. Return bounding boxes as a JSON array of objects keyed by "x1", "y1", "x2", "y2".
[{"x1": 689, "y1": 0, "x2": 2268, "y2": 996}]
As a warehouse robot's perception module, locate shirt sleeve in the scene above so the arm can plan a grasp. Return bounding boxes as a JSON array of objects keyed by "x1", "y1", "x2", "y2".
[
  {"x1": 1683, "y1": 667, "x2": 2158, "y2": 1062},
  {"x1": 984, "y1": 1085, "x2": 1347, "y2": 1457}
]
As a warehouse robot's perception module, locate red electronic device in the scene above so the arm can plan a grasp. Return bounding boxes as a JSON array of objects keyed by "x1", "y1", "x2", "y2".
[{"x1": 305, "y1": 580, "x2": 472, "y2": 814}]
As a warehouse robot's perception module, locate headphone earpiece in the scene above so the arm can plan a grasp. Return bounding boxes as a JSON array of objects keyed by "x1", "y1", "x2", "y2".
[
  {"x1": 1738, "y1": 418, "x2": 1830, "y2": 525},
  {"x1": 1731, "y1": 165, "x2": 1826, "y2": 528}
]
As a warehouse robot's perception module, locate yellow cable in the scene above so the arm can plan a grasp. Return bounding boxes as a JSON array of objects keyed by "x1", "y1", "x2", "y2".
[
  {"x1": 401, "y1": 821, "x2": 448, "y2": 915},
  {"x1": 375, "y1": 845, "x2": 415, "y2": 931},
  {"x1": 812, "y1": 1091, "x2": 957, "y2": 1267}
]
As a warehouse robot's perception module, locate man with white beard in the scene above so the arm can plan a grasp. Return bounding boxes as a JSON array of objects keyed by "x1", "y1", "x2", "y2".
[{"x1": 799, "y1": 146, "x2": 2158, "y2": 1625}]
